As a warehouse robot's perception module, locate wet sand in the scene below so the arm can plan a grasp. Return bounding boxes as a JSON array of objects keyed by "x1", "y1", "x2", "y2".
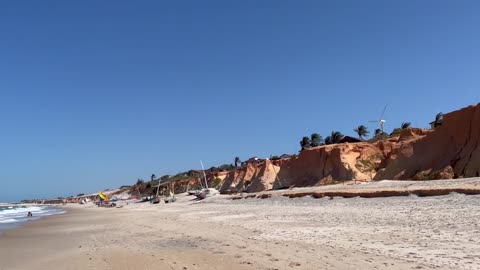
[{"x1": 1, "y1": 192, "x2": 480, "y2": 269}]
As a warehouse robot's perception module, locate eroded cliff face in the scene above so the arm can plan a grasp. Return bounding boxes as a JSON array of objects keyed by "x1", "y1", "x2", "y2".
[
  {"x1": 375, "y1": 103, "x2": 480, "y2": 180},
  {"x1": 214, "y1": 142, "x2": 389, "y2": 193},
  {"x1": 273, "y1": 143, "x2": 383, "y2": 188},
  {"x1": 219, "y1": 163, "x2": 276, "y2": 193}
]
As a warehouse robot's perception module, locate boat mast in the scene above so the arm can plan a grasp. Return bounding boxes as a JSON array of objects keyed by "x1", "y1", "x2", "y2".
[{"x1": 200, "y1": 160, "x2": 209, "y2": 189}]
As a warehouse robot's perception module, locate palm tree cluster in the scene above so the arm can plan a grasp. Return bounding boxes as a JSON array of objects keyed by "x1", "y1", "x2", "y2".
[
  {"x1": 298, "y1": 112, "x2": 449, "y2": 160},
  {"x1": 299, "y1": 131, "x2": 347, "y2": 151},
  {"x1": 299, "y1": 133, "x2": 324, "y2": 150},
  {"x1": 324, "y1": 131, "x2": 344, "y2": 145}
]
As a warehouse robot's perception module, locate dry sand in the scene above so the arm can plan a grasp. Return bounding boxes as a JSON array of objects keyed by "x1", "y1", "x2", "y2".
[{"x1": 1, "y1": 185, "x2": 480, "y2": 269}]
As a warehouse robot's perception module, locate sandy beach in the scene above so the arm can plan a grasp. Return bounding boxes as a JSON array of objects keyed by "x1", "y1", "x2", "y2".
[
  {"x1": 1, "y1": 188, "x2": 480, "y2": 270},
  {"x1": 2, "y1": 1, "x2": 480, "y2": 269}
]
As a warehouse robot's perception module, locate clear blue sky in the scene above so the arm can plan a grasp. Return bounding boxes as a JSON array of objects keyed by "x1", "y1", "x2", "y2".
[{"x1": 1, "y1": 1, "x2": 479, "y2": 202}]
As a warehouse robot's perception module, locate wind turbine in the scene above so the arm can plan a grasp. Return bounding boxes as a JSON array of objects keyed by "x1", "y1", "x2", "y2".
[{"x1": 369, "y1": 105, "x2": 388, "y2": 133}]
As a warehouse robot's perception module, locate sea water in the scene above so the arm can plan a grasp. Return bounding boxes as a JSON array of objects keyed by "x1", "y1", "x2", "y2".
[{"x1": 0, "y1": 205, "x2": 65, "y2": 231}]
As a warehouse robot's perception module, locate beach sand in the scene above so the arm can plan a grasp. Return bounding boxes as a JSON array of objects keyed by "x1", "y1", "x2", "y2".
[{"x1": 1, "y1": 192, "x2": 480, "y2": 270}]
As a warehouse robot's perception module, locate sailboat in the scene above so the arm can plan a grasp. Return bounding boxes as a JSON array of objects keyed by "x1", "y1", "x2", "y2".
[
  {"x1": 194, "y1": 161, "x2": 213, "y2": 200},
  {"x1": 164, "y1": 182, "x2": 177, "y2": 203}
]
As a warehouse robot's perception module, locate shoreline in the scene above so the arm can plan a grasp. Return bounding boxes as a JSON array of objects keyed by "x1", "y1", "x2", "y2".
[
  {"x1": 0, "y1": 205, "x2": 66, "y2": 232},
  {"x1": 2, "y1": 192, "x2": 480, "y2": 269}
]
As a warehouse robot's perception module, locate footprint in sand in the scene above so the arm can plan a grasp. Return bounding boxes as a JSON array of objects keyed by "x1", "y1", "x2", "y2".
[{"x1": 288, "y1": 262, "x2": 301, "y2": 267}]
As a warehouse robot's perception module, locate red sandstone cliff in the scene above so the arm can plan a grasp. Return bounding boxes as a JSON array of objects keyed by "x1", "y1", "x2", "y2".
[
  {"x1": 222, "y1": 103, "x2": 478, "y2": 192},
  {"x1": 35, "y1": 103, "x2": 480, "y2": 203},
  {"x1": 141, "y1": 103, "x2": 480, "y2": 195}
]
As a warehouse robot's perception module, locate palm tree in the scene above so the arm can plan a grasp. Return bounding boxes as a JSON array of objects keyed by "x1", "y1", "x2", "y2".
[
  {"x1": 310, "y1": 133, "x2": 324, "y2": 147},
  {"x1": 331, "y1": 131, "x2": 344, "y2": 143},
  {"x1": 434, "y1": 112, "x2": 443, "y2": 128},
  {"x1": 299, "y1": 136, "x2": 311, "y2": 150},
  {"x1": 324, "y1": 136, "x2": 332, "y2": 145},
  {"x1": 234, "y1": 157, "x2": 241, "y2": 168},
  {"x1": 401, "y1": 122, "x2": 411, "y2": 129},
  {"x1": 390, "y1": 122, "x2": 411, "y2": 136},
  {"x1": 324, "y1": 131, "x2": 344, "y2": 145},
  {"x1": 353, "y1": 125, "x2": 369, "y2": 139}
]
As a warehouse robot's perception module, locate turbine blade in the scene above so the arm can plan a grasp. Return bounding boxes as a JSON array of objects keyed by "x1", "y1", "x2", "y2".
[{"x1": 379, "y1": 104, "x2": 388, "y2": 120}]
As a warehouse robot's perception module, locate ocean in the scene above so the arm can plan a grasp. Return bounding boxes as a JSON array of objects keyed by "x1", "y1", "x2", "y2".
[{"x1": 0, "y1": 205, "x2": 65, "y2": 231}]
